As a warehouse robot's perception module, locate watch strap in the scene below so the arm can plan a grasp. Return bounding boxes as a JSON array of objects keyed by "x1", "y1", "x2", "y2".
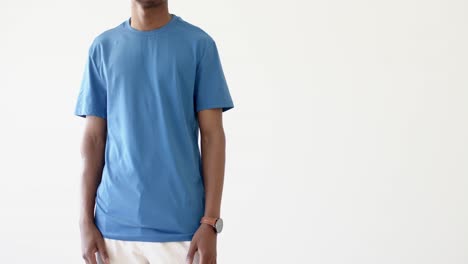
[{"x1": 200, "y1": 216, "x2": 218, "y2": 227}]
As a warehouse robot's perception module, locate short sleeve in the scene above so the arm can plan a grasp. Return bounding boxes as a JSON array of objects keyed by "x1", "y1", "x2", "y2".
[
  {"x1": 74, "y1": 43, "x2": 107, "y2": 119},
  {"x1": 194, "y1": 39, "x2": 234, "y2": 113}
]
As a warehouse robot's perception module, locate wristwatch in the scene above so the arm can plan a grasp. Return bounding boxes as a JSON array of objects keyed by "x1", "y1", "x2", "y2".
[{"x1": 200, "y1": 216, "x2": 223, "y2": 233}]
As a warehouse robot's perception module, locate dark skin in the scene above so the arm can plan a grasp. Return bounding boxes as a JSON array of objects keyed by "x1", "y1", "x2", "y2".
[
  {"x1": 79, "y1": 116, "x2": 108, "y2": 264},
  {"x1": 187, "y1": 108, "x2": 227, "y2": 264}
]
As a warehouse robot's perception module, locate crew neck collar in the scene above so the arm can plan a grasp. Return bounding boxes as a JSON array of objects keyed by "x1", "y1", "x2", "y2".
[{"x1": 122, "y1": 13, "x2": 179, "y2": 35}]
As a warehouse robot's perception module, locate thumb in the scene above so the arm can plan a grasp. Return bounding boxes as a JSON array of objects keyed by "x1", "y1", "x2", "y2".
[
  {"x1": 186, "y1": 242, "x2": 197, "y2": 264},
  {"x1": 97, "y1": 238, "x2": 110, "y2": 264}
]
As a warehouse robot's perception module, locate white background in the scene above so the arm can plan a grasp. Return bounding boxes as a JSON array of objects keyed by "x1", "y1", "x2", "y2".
[{"x1": 1, "y1": 0, "x2": 467, "y2": 263}]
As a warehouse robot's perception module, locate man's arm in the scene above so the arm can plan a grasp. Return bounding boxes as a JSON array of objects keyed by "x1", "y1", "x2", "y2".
[
  {"x1": 79, "y1": 116, "x2": 106, "y2": 224},
  {"x1": 187, "y1": 108, "x2": 227, "y2": 264},
  {"x1": 199, "y1": 109, "x2": 226, "y2": 219},
  {"x1": 78, "y1": 116, "x2": 109, "y2": 264}
]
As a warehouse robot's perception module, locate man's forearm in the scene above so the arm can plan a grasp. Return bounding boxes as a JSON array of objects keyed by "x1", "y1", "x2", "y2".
[
  {"x1": 79, "y1": 133, "x2": 106, "y2": 225},
  {"x1": 200, "y1": 128, "x2": 226, "y2": 218}
]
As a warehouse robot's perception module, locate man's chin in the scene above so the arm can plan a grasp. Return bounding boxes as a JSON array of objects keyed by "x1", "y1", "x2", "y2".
[{"x1": 135, "y1": 0, "x2": 166, "y2": 8}]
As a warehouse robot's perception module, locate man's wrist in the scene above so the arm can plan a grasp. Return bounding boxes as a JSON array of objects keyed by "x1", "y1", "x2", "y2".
[
  {"x1": 79, "y1": 215, "x2": 95, "y2": 226},
  {"x1": 200, "y1": 222, "x2": 218, "y2": 234}
]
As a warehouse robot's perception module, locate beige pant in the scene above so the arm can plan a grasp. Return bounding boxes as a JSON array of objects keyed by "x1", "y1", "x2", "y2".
[{"x1": 96, "y1": 238, "x2": 200, "y2": 264}]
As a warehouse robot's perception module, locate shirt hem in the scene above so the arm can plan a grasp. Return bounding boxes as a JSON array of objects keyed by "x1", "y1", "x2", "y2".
[
  {"x1": 196, "y1": 104, "x2": 234, "y2": 113},
  {"x1": 100, "y1": 232, "x2": 194, "y2": 243},
  {"x1": 74, "y1": 110, "x2": 107, "y2": 120}
]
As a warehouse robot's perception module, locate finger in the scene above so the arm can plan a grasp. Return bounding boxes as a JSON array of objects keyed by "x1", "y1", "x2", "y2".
[
  {"x1": 207, "y1": 254, "x2": 216, "y2": 264},
  {"x1": 199, "y1": 251, "x2": 207, "y2": 264},
  {"x1": 186, "y1": 242, "x2": 197, "y2": 264},
  {"x1": 83, "y1": 252, "x2": 96, "y2": 264},
  {"x1": 89, "y1": 248, "x2": 98, "y2": 264},
  {"x1": 208, "y1": 253, "x2": 217, "y2": 264},
  {"x1": 96, "y1": 239, "x2": 110, "y2": 264},
  {"x1": 89, "y1": 254, "x2": 98, "y2": 264},
  {"x1": 82, "y1": 248, "x2": 96, "y2": 264}
]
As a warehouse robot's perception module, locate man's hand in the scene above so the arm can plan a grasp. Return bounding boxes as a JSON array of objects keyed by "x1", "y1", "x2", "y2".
[
  {"x1": 80, "y1": 221, "x2": 109, "y2": 264},
  {"x1": 186, "y1": 223, "x2": 217, "y2": 264}
]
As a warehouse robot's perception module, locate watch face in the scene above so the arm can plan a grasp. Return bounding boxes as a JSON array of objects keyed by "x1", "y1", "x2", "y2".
[{"x1": 215, "y1": 218, "x2": 223, "y2": 233}]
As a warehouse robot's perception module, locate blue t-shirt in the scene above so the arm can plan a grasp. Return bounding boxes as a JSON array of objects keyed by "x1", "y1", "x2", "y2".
[{"x1": 74, "y1": 14, "x2": 234, "y2": 242}]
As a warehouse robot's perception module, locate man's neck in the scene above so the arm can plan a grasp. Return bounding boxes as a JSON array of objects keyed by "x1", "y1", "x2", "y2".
[{"x1": 130, "y1": 2, "x2": 171, "y2": 31}]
